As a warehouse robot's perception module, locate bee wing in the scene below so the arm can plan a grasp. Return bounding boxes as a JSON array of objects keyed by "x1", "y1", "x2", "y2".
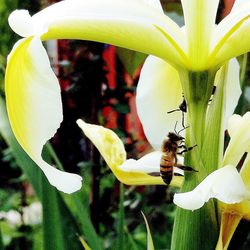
[
  {"x1": 173, "y1": 155, "x2": 184, "y2": 176},
  {"x1": 173, "y1": 167, "x2": 184, "y2": 176}
]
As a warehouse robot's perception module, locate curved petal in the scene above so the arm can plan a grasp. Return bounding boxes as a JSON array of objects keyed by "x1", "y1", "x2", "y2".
[
  {"x1": 120, "y1": 151, "x2": 183, "y2": 186},
  {"x1": 9, "y1": 0, "x2": 187, "y2": 67},
  {"x1": 120, "y1": 151, "x2": 162, "y2": 173},
  {"x1": 5, "y1": 37, "x2": 82, "y2": 193},
  {"x1": 181, "y1": 0, "x2": 219, "y2": 69},
  {"x1": 227, "y1": 114, "x2": 242, "y2": 138},
  {"x1": 223, "y1": 112, "x2": 250, "y2": 166},
  {"x1": 209, "y1": 4, "x2": 250, "y2": 67},
  {"x1": 173, "y1": 165, "x2": 249, "y2": 211},
  {"x1": 136, "y1": 56, "x2": 183, "y2": 150},
  {"x1": 77, "y1": 120, "x2": 183, "y2": 186}
]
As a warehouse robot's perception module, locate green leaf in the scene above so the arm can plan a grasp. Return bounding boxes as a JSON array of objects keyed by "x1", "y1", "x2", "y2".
[
  {"x1": 45, "y1": 145, "x2": 102, "y2": 250},
  {"x1": 141, "y1": 212, "x2": 155, "y2": 250},
  {"x1": 116, "y1": 48, "x2": 147, "y2": 77},
  {"x1": 0, "y1": 224, "x2": 4, "y2": 250},
  {"x1": 0, "y1": 96, "x2": 82, "y2": 250},
  {"x1": 79, "y1": 236, "x2": 92, "y2": 250},
  {"x1": 40, "y1": 172, "x2": 65, "y2": 250},
  {"x1": 124, "y1": 227, "x2": 139, "y2": 250}
]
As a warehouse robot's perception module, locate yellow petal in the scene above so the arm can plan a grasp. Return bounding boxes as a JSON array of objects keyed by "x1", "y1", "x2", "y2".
[
  {"x1": 216, "y1": 210, "x2": 242, "y2": 250},
  {"x1": 77, "y1": 120, "x2": 183, "y2": 186},
  {"x1": 9, "y1": 0, "x2": 187, "y2": 68},
  {"x1": 136, "y1": 55, "x2": 183, "y2": 150},
  {"x1": 217, "y1": 198, "x2": 250, "y2": 249},
  {"x1": 5, "y1": 37, "x2": 82, "y2": 193},
  {"x1": 240, "y1": 154, "x2": 250, "y2": 190},
  {"x1": 209, "y1": 3, "x2": 250, "y2": 67},
  {"x1": 181, "y1": 0, "x2": 220, "y2": 69}
]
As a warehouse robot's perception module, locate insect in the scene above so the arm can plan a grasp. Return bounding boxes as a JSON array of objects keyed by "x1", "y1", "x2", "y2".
[
  {"x1": 167, "y1": 98, "x2": 187, "y2": 128},
  {"x1": 160, "y1": 131, "x2": 197, "y2": 185},
  {"x1": 167, "y1": 86, "x2": 216, "y2": 128}
]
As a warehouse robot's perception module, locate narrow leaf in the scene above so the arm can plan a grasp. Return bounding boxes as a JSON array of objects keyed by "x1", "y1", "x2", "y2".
[
  {"x1": 141, "y1": 212, "x2": 155, "y2": 250},
  {"x1": 0, "y1": 96, "x2": 82, "y2": 250},
  {"x1": 0, "y1": 224, "x2": 4, "y2": 250},
  {"x1": 79, "y1": 236, "x2": 92, "y2": 250}
]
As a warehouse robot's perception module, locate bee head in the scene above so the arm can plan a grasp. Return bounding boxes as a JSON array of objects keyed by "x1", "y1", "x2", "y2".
[{"x1": 168, "y1": 132, "x2": 184, "y2": 142}]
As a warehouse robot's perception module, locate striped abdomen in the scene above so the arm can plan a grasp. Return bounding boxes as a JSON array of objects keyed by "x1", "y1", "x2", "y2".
[{"x1": 160, "y1": 152, "x2": 175, "y2": 185}]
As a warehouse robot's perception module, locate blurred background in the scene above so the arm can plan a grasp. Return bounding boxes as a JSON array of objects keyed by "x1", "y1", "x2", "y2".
[{"x1": 0, "y1": 0, "x2": 250, "y2": 249}]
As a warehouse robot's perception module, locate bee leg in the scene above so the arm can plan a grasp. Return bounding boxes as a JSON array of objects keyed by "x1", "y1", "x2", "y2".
[
  {"x1": 173, "y1": 173, "x2": 183, "y2": 177},
  {"x1": 178, "y1": 144, "x2": 197, "y2": 154},
  {"x1": 167, "y1": 108, "x2": 181, "y2": 114},
  {"x1": 176, "y1": 164, "x2": 198, "y2": 172},
  {"x1": 181, "y1": 111, "x2": 186, "y2": 129},
  {"x1": 148, "y1": 172, "x2": 160, "y2": 177}
]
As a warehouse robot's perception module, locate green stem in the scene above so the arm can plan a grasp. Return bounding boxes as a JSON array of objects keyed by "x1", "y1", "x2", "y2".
[
  {"x1": 178, "y1": 70, "x2": 216, "y2": 148},
  {"x1": 116, "y1": 182, "x2": 125, "y2": 250},
  {"x1": 171, "y1": 69, "x2": 220, "y2": 250}
]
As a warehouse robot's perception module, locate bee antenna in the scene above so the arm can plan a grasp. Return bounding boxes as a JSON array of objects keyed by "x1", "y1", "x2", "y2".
[{"x1": 174, "y1": 121, "x2": 178, "y2": 134}]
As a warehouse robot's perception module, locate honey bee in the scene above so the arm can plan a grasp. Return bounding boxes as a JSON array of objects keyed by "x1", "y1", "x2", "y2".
[{"x1": 160, "y1": 132, "x2": 197, "y2": 185}]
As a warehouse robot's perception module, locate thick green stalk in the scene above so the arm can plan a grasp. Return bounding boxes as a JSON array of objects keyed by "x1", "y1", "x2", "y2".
[
  {"x1": 178, "y1": 70, "x2": 216, "y2": 148},
  {"x1": 171, "y1": 69, "x2": 219, "y2": 250}
]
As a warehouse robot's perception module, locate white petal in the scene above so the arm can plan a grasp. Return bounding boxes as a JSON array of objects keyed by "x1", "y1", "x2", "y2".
[
  {"x1": 8, "y1": 10, "x2": 35, "y2": 37},
  {"x1": 224, "y1": 112, "x2": 250, "y2": 166},
  {"x1": 136, "y1": 55, "x2": 183, "y2": 149},
  {"x1": 6, "y1": 37, "x2": 82, "y2": 193},
  {"x1": 38, "y1": 160, "x2": 83, "y2": 194},
  {"x1": 120, "y1": 151, "x2": 161, "y2": 173},
  {"x1": 223, "y1": 58, "x2": 241, "y2": 124},
  {"x1": 173, "y1": 165, "x2": 249, "y2": 211},
  {"x1": 227, "y1": 114, "x2": 243, "y2": 138},
  {"x1": 231, "y1": 0, "x2": 247, "y2": 13},
  {"x1": 9, "y1": 0, "x2": 187, "y2": 67},
  {"x1": 142, "y1": 0, "x2": 163, "y2": 12},
  {"x1": 120, "y1": 152, "x2": 184, "y2": 176}
]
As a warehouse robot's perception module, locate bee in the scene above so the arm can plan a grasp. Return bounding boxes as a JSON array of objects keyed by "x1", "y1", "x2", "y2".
[{"x1": 160, "y1": 132, "x2": 197, "y2": 185}]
